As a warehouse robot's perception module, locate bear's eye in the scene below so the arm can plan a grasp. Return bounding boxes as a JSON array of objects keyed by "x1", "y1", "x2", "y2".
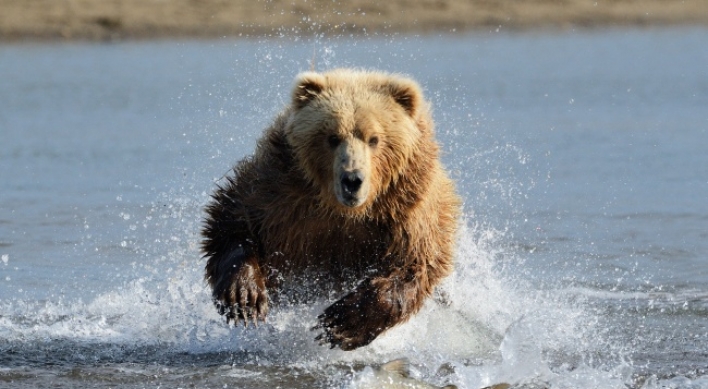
[
  {"x1": 327, "y1": 135, "x2": 341, "y2": 148},
  {"x1": 368, "y1": 136, "x2": 379, "y2": 148}
]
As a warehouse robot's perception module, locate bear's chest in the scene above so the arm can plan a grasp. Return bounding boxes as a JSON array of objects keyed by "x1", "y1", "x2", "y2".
[{"x1": 262, "y1": 215, "x2": 390, "y2": 278}]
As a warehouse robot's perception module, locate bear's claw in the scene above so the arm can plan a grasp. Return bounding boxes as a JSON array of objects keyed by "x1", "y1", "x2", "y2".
[
  {"x1": 213, "y1": 257, "x2": 268, "y2": 327},
  {"x1": 314, "y1": 306, "x2": 377, "y2": 350},
  {"x1": 313, "y1": 282, "x2": 393, "y2": 350}
]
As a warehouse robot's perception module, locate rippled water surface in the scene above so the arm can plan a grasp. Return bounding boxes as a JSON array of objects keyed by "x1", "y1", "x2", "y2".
[{"x1": 1, "y1": 28, "x2": 707, "y2": 388}]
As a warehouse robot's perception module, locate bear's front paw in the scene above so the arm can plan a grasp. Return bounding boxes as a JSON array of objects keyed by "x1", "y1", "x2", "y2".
[
  {"x1": 313, "y1": 282, "x2": 395, "y2": 350},
  {"x1": 213, "y1": 257, "x2": 268, "y2": 327}
]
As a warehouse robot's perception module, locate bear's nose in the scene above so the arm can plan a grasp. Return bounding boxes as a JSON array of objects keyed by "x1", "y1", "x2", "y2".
[{"x1": 341, "y1": 171, "x2": 363, "y2": 195}]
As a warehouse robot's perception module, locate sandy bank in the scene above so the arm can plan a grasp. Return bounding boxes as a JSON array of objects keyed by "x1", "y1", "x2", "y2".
[{"x1": 1, "y1": 0, "x2": 707, "y2": 41}]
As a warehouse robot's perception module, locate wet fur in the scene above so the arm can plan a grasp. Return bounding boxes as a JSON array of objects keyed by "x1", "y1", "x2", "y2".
[{"x1": 202, "y1": 69, "x2": 460, "y2": 350}]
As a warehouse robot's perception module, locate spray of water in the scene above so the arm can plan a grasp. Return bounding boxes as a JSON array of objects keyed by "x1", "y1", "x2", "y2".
[{"x1": 0, "y1": 191, "x2": 636, "y2": 389}]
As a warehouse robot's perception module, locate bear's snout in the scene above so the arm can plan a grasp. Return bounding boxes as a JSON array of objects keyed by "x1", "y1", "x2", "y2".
[
  {"x1": 333, "y1": 139, "x2": 371, "y2": 208},
  {"x1": 340, "y1": 171, "x2": 364, "y2": 198},
  {"x1": 335, "y1": 167, "x2": 370, "y2": 208}
]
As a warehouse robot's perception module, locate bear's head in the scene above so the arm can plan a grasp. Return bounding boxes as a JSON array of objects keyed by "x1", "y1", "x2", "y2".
[{"x1": 284, "y1": 69, "x2": 429, "y2": 215}]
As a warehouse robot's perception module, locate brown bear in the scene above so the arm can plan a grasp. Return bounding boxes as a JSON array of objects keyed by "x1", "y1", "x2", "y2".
[{"x1": 202, "y1": 69, "x2": 461, "y2": 351}]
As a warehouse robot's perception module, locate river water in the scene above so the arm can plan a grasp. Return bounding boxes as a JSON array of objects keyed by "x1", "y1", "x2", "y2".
[{"x1": 1, "y1": 28, "x2": 707, "y2": 388}]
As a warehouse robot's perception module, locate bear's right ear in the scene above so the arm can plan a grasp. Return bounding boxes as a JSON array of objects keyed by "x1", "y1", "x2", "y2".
[{"x1": 292, "y1": 72, "x2": 326, "y2": 109}]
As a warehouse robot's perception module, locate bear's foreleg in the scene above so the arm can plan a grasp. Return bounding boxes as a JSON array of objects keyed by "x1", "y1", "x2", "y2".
[
  {"x1": 314, "y1": 272, "x2": 424, "y2": 350},
  {"x1": 206, "y1": 245, "x2": 269, "y2": 326}
]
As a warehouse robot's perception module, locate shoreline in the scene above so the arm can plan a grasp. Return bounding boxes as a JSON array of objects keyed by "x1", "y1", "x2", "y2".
[{"x1": 1, "y1": 0, "x2": 708, "y2": 42}]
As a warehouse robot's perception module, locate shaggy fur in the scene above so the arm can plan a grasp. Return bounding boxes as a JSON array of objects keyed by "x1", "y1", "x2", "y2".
[{"x1": 202, "y1": 69, "x2": 461, "y2": 350}]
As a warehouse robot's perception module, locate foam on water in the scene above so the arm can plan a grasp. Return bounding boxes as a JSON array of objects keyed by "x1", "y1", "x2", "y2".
[
  {"x1": 0, "y1": 199, "x2": 645, "y2": 388},
  {"x1": 2, "y1": 191, "x2": 707, "y2": 389}
]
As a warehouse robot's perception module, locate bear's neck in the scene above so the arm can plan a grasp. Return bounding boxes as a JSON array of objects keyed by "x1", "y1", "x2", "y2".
[{"x1": 374, "y1": 135, "x2": 439, "y2": 222}]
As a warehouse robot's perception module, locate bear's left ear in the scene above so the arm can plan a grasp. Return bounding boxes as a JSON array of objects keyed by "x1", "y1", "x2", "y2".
[
  {"x1": 292, "y1": 72, "x2": 326, "y2": 109},
  {"x1": 384, "y1": 77, "x2": 423, "y2": 117}
]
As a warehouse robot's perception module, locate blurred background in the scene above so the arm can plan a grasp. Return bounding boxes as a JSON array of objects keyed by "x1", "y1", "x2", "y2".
[{"x1": 2, "y1": 0, "x2": 708, "y2": 41}]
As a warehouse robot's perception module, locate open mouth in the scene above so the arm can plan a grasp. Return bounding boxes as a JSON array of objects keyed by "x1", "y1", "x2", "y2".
[{"x1": 340, "y1": 194, "x2": 362, "y2": 208}]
